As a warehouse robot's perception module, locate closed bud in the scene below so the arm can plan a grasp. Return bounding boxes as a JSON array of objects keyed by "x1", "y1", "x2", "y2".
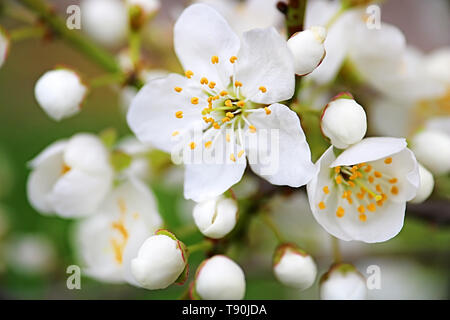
[
  {"x1": 410, "y1": 163, "x2": 434, "y2": 204},
  {"x1": 273, "y1": 244, "x2": 317, "y2": 290},
  {"x1": 131, "y1": 230, "x2": 187, "y2": 290},
  {"x1": 191, "y1": 255, "x2": 245, "y2": 300},
  {"x1": 287, "y1": 26, "x2": 326, "y2": 76},
  {"x1": 320, "y1": 263, "x2": 367, "y2": 300},
  {"x1": 0, "y1": 26, "x2": 9, "y2": 68},
  {"x1": 411, "y1": 129, "x2": 450, "y2": 175},
  {"x1": 193, "y1": 196, "x2": 238, "y2": 239},
  {"x1": 321, "y1": 93, "x2": 367, "y2": 149},
  {"x1": 34, "y1": 68, "x2": 87, "y2": 121}
]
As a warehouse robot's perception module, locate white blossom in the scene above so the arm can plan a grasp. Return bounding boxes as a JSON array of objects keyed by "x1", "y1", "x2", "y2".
[
  {"x1": 410, "y1": 163, "x2": 434, "y2": 204},
  {"x1": 34, "y1": 68, "x2": 87, "y2": 121},
  {"x1": 287, "y1": 26, "x2": 326, "y2": 76},
  {"x1": 411, "y1": 128, "x2": 450, "y2": 175},
  {"x1": 75, "y1": 178, "x2": 162, "y2": 284},
  {"x1": 27, "y1": 133, "x2": 113, "y2": 218},
  {"x1": 193, "y1": 255, "x2": 246, "y2": 300},
  {"x1": 320, "y1": 263, "x2": 367, "y2": 300},
  {"x1": 320, "y1": 93, "x2": 367, "y2": 149},
  {"x1": 131, "y1": 232, "x2": 187, "y2": 290},
  {"x1": 128, "y1": 4, "x2": 315, "y2": 202},
  {"x1": 193, "y1": 195, "x2": 238, "y2": 239},
  {"x1": 307, "y1": 137, "x2": 420, "y2": 243}
]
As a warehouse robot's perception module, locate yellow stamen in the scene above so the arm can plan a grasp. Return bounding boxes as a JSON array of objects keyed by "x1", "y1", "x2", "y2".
[
  {"x1": 172, "y1": 131, "x2": 179, "y2": 136},
  {"x1": 384, "y1": 157, "x2": 392, "y2": 164},
  {"x1": 374, "y1": 171, "x2": 382, "y2": 178},
  {"x1": 318, "y1": 202, "x2": 326, "y2": 210},
  {"x1": 200, "y1": 77, "x2": 208, "y2": 85},
  {"x1": 238, "y1": 150, "x2": 245, "y2": 158},
  {"x1": 335, "y1": 175, "x2": 343, "y2": 184},
  {"x1": 222, "y1": 117, "x2": 230, "y2": 123},
  {"x1": 211, "y1": 55, "x2": 219, "y2": 64},
  {"x1": 205, "y1": 141, "x2": 212, "y2": 149},
  {"x1": 226, "y1": 112, "x2": 234, "y2": 118},
  {"x1": 359, "y1": 213, "x2": 367, "y2": 222},
  {"x1": 175, "y1": 111, "x2": 183, "y2": 119},
  {"x1": 191, "y1": 97, "x2": 199, "y2": 105},
  {"x1": 220, "y1": 90, "x2": 228, "y2": 96},
  {"x1": 230, "y1": 56, "x2": 238, "y2": 63},
  {"x1": 225, "y1": 99, "x2": 232, "y2": 107},
  {"x1": 323, "y1": 186, "x2": 329, "y2": 194},
  {"x1": 226, "y1": 133, "x2": 230, "y2": 142},
  {"x1": 259, "y1": 86, "x2": 267, "y2": 93},
  {"x1": 367, "y1": 203, "x2": 376, "y2": 212},
  {"x1": 358, "y1": 205, "x2": 365, "y2": 213},
  {"x1": 185, "y1": 70, "x2": 194, "y2": 78},
  {"x1": 264, "y1": 107, "x2": 271, "y2": 115},
  {"x1": 208, "y1": 81, "x2": 216, "y2": 89},
  {"x1": 336, "y1": 206, "x2": 345, "y2": 218},
  {"x1": 230, "y1": 153, "x2": 236, "y2": 162},
  {"x1": 236, "y1": 101, "x2": 245, "y2": 107},
  {"x1": 389, "y1": 178, "x2": 398, "y2": 184},
  {"x1": 174, "y1": 87, "x2": 182, "y2": 92},
  {"x1": 391, "y1": 186, "x2": 399, "y2": 195},
  {"x1": 249, "y1": 125, "x2": 256, "y2": 133},
  {"x1": 235, "y1": 81, "x2": 243, "y2": 87},
  {"x1": 213, "y1": 122, "x2": 221, "y2": 129},
  {"x1": 334, "y1": 166, "x2": 341, "y2": 173},
  {"x1": 189, "y1": 142, "x2": 196, "y2": 150}
]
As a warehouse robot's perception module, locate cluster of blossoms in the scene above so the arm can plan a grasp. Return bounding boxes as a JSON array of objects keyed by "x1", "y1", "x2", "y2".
[{"x1": 1, "y1": 0, "x2": 444, "y2": 300}]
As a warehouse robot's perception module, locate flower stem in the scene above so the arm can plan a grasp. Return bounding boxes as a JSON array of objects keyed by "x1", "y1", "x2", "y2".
[
  {"x1": 9, "y1": 26, "x2": 45, "y2": 42},
  {"x1": 90, "y1": 73, "x2": 126, "y2": 88},
  {"x1": 187, "y1": 240, "x2": 213, "y2": 255},
  {"x1": 331, "y1": 236, "x2": 342, "y2": 263},
  {"x1": 129, "y1": 29, "x2": 141, "y2": 69},
  {"x1": 16, "y1": 0, "x2": 120, "y2": 74},
  {"x1": 325, "y1": 5, "x2": 347, "y2": 30},
  {"x1": 260, "y1": 213, "x2": 285, "y2": 243}
]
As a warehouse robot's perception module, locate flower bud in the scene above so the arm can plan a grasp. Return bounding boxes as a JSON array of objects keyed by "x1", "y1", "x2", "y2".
[
  {"x1": 411, "y1": 129, "x2": 450, "y2": 175},
  {"x1": 287, "y1": 26, "x2": 326, "y2": 76},
  {"x1": 320, "y1": 263, "x2": 367, "y2": 300},
  {"x1": 81, "y1": 0, "x2": 128, "y2": 47},
  {"x1": 273, "y1": 244, "x2": 317, "y2": 290},
  {"x1": 321, "y1": 93, "x2": 367, "y2": 149},
  {"x1": 127, "y1": 0, "x2": 160, "y2": 16},
  {"x1": 34, "y1": 68, "x2": 87, "y2": 121},
  {"x1": 0, "y1": 27, "x2": 9, "y2": 68},
  {"x1": 410, "y1": 163, "x2": 434, "y2": 204},
  {"x1": 193, "y1": 196, "x2": 238, "y2": 239},
  {"x1": 131, "y1": 230, "x2": 187, "y2": 290},
  {"x1": 192, "y1": 255, "x2": 245, "y2": 300}
]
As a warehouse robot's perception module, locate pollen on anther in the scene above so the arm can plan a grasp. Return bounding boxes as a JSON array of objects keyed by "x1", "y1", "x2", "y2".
[
  {"x1": 235, "y1": 81, "x2": 243, "y2": 87},
  {"x1": 209, "y1": 82, "x2": 216, "y2": 89},
  {"x1": 185, "y1": 70, "x2": 194, "y2": 78},
  {"x1": 264, "y1": 107, "x2": 271, "y2": 115},
  {"x1": 358, "y1": 205, "x2": 365, "y2": 213},
  {"x1": 334, "y1": 166, "x2": 341, "y2": 174},
  {"x1": 259, "y1": 86, "x2": 267, "y2": 93},
  {"x1": 323, "y1": 186, "x2": 329, "y2": 194},
  {"x1": 191, "y1": 97, "x2": 199, "y2": 105},
  {"x1": 226, "y1": 112, "x2": 234, "y2": 118},
  {"x1": 211, "y1": 56, "x2": 219, "y2": 64},
  {"x1": 384, "y1": 157, "x2": 393, "y2": 164},
  {"x1": 374, "y1": 171, "x2": 382, "y2": 178},
  {"x1": 225, "y1": 99, "x2": 232, "y2": 107},
  {"x1": 367, "y1": 203, "x2": 376, "y2": 212},
  {"x1": 368, "y1": 176, "x2": 375, "y2": 183},
  {"x1": 226, "y1": 134, "x2": 231, "y2": 142},
  {"x1": 359, "y1": 214, "x2": 367, "y2": 222},
  {"x1": 189, "y1": 142, "x2": 196, "y2": 150},
  {"x1": 200, "y1": 77, "x2": 208, "y2": 85},
  {"x1": 318, "y1": 202, "x2": 326, "y2": 210},
  {"x1": 172, "y1": 131, "x2": 179, "y2": 137},
  {"x1": 249, "y1": 125, "x2": 256, "y2": 133},
  {"x1": 336, "y1": 206, "x2": 345, "y2": 218},
  {"x1": 391, "y1": 186, "x2": 399, "y2": 195},
  {"x1": 220, "y1": 90, "x2": 228, "y2": 96},
  {"x1": 230, "y1": 56, "x2": 238, "y2": 64},
  {"x1": 389, "y1": 178, "x2": 398, "y2": 184},
  {"x1": 175, "y1": 111, "x2": 183, "y2": 119},
  {"x1": 205, "y1": 141, "x2": 212, "y2": 149},
  {"x1": 230, "y1": 153, "x2": 236, "y2": 162},
  {"x1": 335, "y1": 175, "x2": 343, "y2": 184},
  {"x1": 174, "y1": 87, "x2": 182, "y2": 92},
  {"x1": 238, "y1": 150, "x2": 245, "y2": 158},
  {"x1": 237, "y1": 101, "x2": 245, "y2": 107}
]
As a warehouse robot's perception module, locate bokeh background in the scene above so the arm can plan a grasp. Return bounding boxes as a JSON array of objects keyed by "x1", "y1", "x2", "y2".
[{"x1": 0, "y1": 0, "x2": 449, "y2": 299}]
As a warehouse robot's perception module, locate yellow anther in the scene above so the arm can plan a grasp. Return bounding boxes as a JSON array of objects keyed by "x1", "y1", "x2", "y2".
[
  {"x1": 208, "y1": 81, "x2": 216, "y2": 89},
  {"x1": 213, "y1": 122, "x2": 221, "y2": 129},
  {"x1": 389, "y1": 178, "x2": 398, "y2": 184},
  {"x1": 230, "y1": 56, "x2": 238, "y2": 63},
  {"x1": 185, "y1": 70, "x2": 194, "y2": 78},
  {"x1": 238, "y1": 150, "x2": 245, "y2": 158},
  {"x1": 348, "y1": 181, "x2": 355, "y2": 188},
  {"x1": 335, "y1": 175, "x2": 343, "y2": 184},
  {"x1": 368, "y1": 176, "x2": 375, "y2": 183},
  {"x1": 237, "y1": 100, "x2": 245, "y2": 107},
  {"x1": 364, "y1": 165, "x2": 372, "y2": 173},
  {"x1": 213, "y1": 95, "x2": 220, "y2": 100},
  {"x1": 351, "y1": 165, "x2": 358, "y2": 172},
  {"x1": 234, "y1": 81, "x2": 243, "y2": 87},
  {"x1": 174, "y1": 87, "x2": 182, "y2": 92},
  {"x1": 191, "y1": 97, "x2": 199, "y2": 105},
  {"x1": 384, "y1": 157, "x2": 392, "y2": 164},
  {"x1": 323, "y1": 186, "x2": 329, "y2": 194},
  {"x1": 359, "y1": 213, "x2": 367, "y2": 222},
  {"x1": 259, "y1": 86, "x2": 267, "y2": 93},
  {"x1": 200, "y1": 77, "x2": 209, "y2": 85},
  {"x1": 346, "y1": 196, "x2": 353, "y2": 205},
  {"x1": 225, "y1": 99, "x2": 233, "y2": 107},
  {"x1": 367, "y1": 203, "x2": 376, "y2": 212},
  {"x1": 172, "y1": 131, "x2": 179, "y2": 136},
  {"x1": 318, "y1": 202, "x2": 326, "y2": 210},
  {"x1": 336, "y1": 206, "x2": 345, "y2": 218},
  {"x1": 358, "y1": 205, "x2": 365, "y2": 214},
  {"x1": 230, "y1": 153, "x2": 236, "y2": 162},
  {"x1": 264, "y1": 107, "x2": 271, "y2": 115},
  {"x1": 220, "y1": 90, "x2": 228, "y2": 96},
  {"x1": 249, "y1": 125, "x2": 256, "y2": 133},
  {"x1": 226, "y1": 112, "x2": 234, "y2": 118},
  {"x1": 222, "y1": 117, "x2": 230, "y2": 123},
  {"x1": 226, "y1": 133, "x2": 230, "y2": 142},
  {"x1": 391, "y1": 186, "x2": 399, "y2": 195},
  {"x1": 189, "y1": 142, "x2": 196, "y2": 150},
  {"x1": 205, "y1": 141, "x2": 212, "y2": 149},
  {"x1": 357, "y1": 192, "x2": 364, "y2": 200},
  {"x1": 376, "y1": 184, "x2": 382, "y2": 193},
  {"x1": 61, "y1": 164, "x2": 71, "y2": 175},
  {"x1": 211, "y1": 56, "x2": 219, "y2": 64},
  {"x1": 374, "y1": 171, "x2": 382, "y2": 178},
  {"x1": 334, "y1": 166, "x2": 341, "y2": 173},
  {"x1": 175, "y1": 111, "x2": 183, "y2": 119}
]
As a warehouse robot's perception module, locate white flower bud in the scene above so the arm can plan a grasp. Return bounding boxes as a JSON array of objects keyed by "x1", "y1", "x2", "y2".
[
  {"x1": 410, "y1": 163, "x2": 434, "y2": 204},
  {"x1": 0, "y1": 27, "x2": 9, "y2": 68},
  {"x1": 193, "y1": 255, "x2": 245, "y2": 300},
  {"x1": 273, "y1": 244, "x2": 317, "y2": 290},
  {"x1": 131, "y1": 233, "x2": 187, "y2": 290},
  {"x1": 287, "y1": 26, "x2": 326, "y2": 76},
  {"x1": 127, "y1": 0, "x2": 161, "y2": 15},
  {"x1": 411, "y1": 129, "x2": 450, "y2": 175},
  {"x1": 81, "y1": 0, "x2": 128, "y2": 47},
  {"x1": 321, "y1": 93, "x2": 367, "y2": 149},
  {"x1": 193, "y1": 196, "x2": 238, "y2": 239},
  {"x1": 425, "y1": 48, "x2": 450, "y2": 85},
  {"x1": 34, "y1": 68, "x2": 87, "y2": 121},
  {"x1": 320, "y1": 264, "x2": 367, "y2": 300}
]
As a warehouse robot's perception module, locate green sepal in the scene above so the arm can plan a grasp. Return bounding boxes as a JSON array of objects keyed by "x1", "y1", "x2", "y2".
[
  {"x1": 99, "y1": 128, "x2": 118, "y2": 149},
  {"x1": 110, "y1": 150, "x2": 132, "y2": 172}
]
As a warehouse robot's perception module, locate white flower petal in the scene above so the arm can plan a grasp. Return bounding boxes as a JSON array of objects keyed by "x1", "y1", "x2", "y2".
[
  {"x1": 245, "y1": 104, "x2": 315, "y2": 187},
  {"x1": 235, "y1": 28, "x2": 295, "y2": 104},
  {"x1": 127, "y1": 74, "x2": 203, "y2": 153},
  {"x1": 174, "y1": 4, "x2": 240, "y2": 87},
  {"x1": 331, "y1": 137, "x2": 407, "y2": 167}
]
